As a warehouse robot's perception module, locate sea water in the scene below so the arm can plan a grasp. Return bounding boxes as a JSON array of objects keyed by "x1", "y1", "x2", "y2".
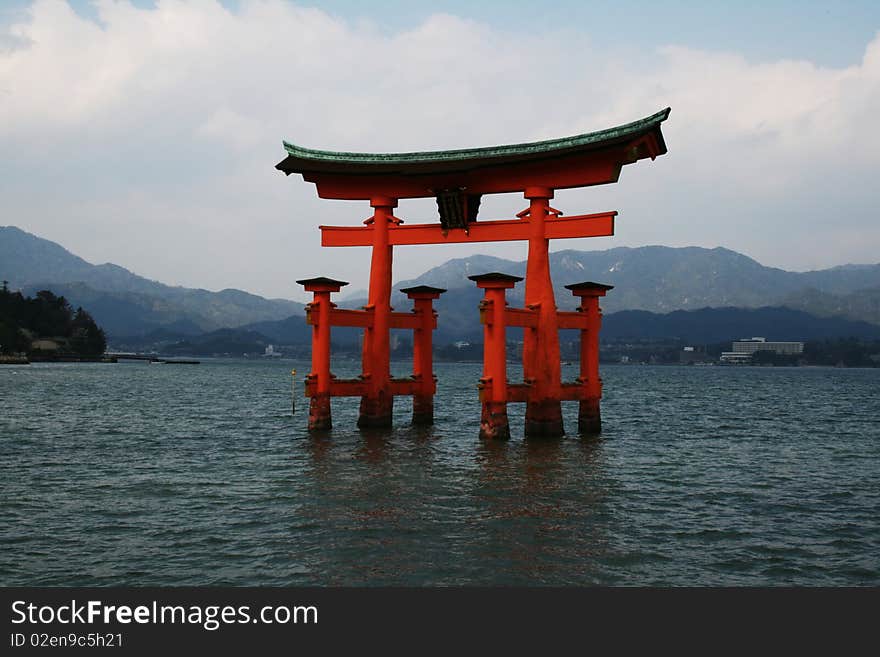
[{"x1": 1, "y1": 360, "x2": 878, "y2": 586}]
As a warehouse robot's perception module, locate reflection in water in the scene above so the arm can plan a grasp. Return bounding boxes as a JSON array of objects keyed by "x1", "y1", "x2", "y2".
[
  {"x1": 406, "y1": 423, "x2": 439, "y2": 445},
  {"x1": 471, "y1": 436, "x2": 612, "y2": 583},
  {"x1": 474, "y1": 438, "x2": 510, "y2": 481},
  {"x1": 296, "y1": 421, "x2": 615, "y2": 584},
  {"x1": 304, "y1": 432, "x2": 333, "y2": 464},
  {"x1": 356, "y1": 430, "x2": 392, "y2": 465},
  {"x1": 522, "y1": 439, "x2": 565, "y2": 493}
]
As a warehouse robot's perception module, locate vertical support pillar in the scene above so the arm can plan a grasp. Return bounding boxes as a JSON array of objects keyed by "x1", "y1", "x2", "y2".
[
  {"x1": 469, "y1": 273, "x2": 522, "y2": 440},
  {"x1": 522, "y1": 186, "x2": 564, "y2": 437},
  {"x1": 401, "y1": 285, "x2": 446, "y2": 425},
  {"x1": 565, "y1": 282, "x2": 614, "y2": 435},
  {"x1": 359, "y1": 196, "x2": 398, "y2": 428},
  {"x1": 297, "y1": 277, "x2": 349, "y2": 431}
]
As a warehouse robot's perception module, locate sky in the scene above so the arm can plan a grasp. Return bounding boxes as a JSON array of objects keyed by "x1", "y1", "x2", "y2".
[{"x1": 2, "y1": 1, "x2": 879, "y2": 301}]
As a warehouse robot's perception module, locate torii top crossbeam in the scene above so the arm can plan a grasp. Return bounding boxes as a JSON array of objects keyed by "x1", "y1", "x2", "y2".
[
  {"x1": 276, "y1": 108, "x2": 669, "y2": 247},
  {"x1": 275, "y1": 108, "x2": 669, "y2": 200}
]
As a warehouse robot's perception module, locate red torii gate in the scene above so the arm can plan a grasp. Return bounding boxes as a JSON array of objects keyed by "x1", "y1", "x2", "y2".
[{"x1": 277, "y1": 108, "x2": 670, "y2": 437}]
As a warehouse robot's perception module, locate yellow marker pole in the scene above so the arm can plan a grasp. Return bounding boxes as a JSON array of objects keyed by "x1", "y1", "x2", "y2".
[{"x1": 291, "y1": 369, "x2": 297, "y2": 414}]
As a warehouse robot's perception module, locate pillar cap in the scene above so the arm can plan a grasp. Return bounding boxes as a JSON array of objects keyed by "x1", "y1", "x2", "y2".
[
  {"x1": 297, "y1": 276, "x2": 349, "y2": 292},
  {"x1": 468, "y1": 272, "x2": 523, "y2": 289},
  {"x1": 370, "y1": 195, "x2": 398, "y2": 208},
  {"x1": 524, "y1": 186, "x2": 554, "y2": 199},
  {"x1": 565, "y1": 281, "x2": 614, "y2": 296},
  {"x1": 400, "y1": 284, "x2": 447, "y2": 299}
]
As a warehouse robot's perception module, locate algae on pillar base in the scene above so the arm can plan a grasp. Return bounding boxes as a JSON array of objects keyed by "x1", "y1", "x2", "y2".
[
  {"x1": 578, "y1": 397, "x2": 602, "y2": 435},
  {"x1": 308, "y1": 392, "x2": 332, "y2": 432},
  {"x1": 479, "y1": 401, "x2": 511, "y2": 440}
]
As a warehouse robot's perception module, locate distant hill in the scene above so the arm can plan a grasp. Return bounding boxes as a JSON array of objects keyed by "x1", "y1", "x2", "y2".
[
  {"x1": 393, "y1": 246, "x2": 880, "y2": 316},
  {"x1": 240, "y1": 314, "x2": 312, "y2": 345},
  {"x1": 778, "y1": 286, "x2": 880, "y2": 326},
  {"x1": 601, "y1": 306, "x2": 880, "y2": 344},
  {"x1": 6, "y1": 226, "x2": 880, "y2": 345},
  {"x1": 238, "y1": 304, "x2": 880, "y2": 348},
  {"x1": 1, "y1": 226, "x2": 303, "y2": 337},
  {"x1": 383, "y1": 246, "x2": 880, "y2": 339},
  {"x1": 240, "y1": 314, "x2": 363, "y2": 347},
  {"x1": 160, "y1": 328, "x2": 274, "y2": 356}
]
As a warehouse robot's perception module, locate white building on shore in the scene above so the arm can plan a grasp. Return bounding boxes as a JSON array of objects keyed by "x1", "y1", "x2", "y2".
[{"x1": 720, "y1": 337, "x2": 804, "y2": 363}]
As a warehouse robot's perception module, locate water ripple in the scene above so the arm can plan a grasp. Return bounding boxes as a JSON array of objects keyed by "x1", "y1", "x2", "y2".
[{"x1": 1, "y1": 360, "x2": 878, "y2": 586}]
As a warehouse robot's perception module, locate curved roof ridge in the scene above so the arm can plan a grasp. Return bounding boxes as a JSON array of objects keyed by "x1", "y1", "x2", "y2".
[{"x1": 280, "y1": 108, "x2": 670, "y2": 165}]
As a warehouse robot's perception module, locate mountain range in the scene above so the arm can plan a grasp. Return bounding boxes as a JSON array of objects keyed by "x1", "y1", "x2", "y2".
[
  {"x1": 600, "y1": 307, "x2": 880, "y2": 344},
  {"x1": 3, "y1": 225, "x2": 880, "y2": 345},
  {"x1": 1, "y1": 226, "x2": 303, "y2": 336},
  {"x1": 241, "y1": 304, "x2": 880, "y2": 347},
  {"x1": 383, "y1": 247, "x2": 880, "y2": 319}
]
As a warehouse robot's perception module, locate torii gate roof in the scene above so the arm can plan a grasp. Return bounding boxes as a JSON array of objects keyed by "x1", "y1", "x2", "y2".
[{"x1": 276, "y1": 108, "x2": 670, "y2": 200}]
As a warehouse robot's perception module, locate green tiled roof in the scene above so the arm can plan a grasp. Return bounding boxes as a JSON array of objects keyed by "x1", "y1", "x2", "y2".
[{"x1": 277, "y1": 108, "x2": 669, "y2": 174}]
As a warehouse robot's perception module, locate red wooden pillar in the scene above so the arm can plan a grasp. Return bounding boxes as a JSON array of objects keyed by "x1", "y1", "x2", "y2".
[
  {"x1": 401, "y1": 285, "x2": 446, "y2": 425},
  {"x1": 565, "y1": 282, "x2": 613, "y2": 434},
  {"x1": 522, "y1": 186, "x2": 564, "y2": 437},
  {"x1": 297, "y1": 276, "x2": 349, "y2": 431},
  {"x1": 469, "y1": 273, "x2": 522, "y2": 440},
  {"x1": 359, "y1": 196, "x2": 398, "y2": 428}
]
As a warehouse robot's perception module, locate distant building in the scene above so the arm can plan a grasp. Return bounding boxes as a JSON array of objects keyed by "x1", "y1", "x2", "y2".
[
  {"x1": 731, "y1": 337, "x2": 804, "y2": 355},
  {"x1": 719, "y1": 351, "x2": 753, "y2": 364},
  {"x1": 720, "y1": 337, "x2": 803, "y2": 363}
]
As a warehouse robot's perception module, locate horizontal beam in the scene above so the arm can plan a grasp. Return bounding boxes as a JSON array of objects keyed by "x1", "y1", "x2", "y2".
[
  {"x1": 305, "y1": 377, "x2": 430, "y2": 397},
  {"x1": 306, "y1": 308, "x2": 434, "y2": 330},
  {"x1": 321, "y1": 212, "x2": 616, "y2": 247},
  {"x1": 306, "y1": 378, "x2": 367, "y2": 397},
  {"x1": 476, "y1": 308, "x2": 592, "y2": 329},
  {"x1": 556, "y1": 311, "x2": 590, "y2": 330},
  {"x1": 560, "y1": 382, "x2": 593, "y2": 401},
  {"x1": 478, "y1": 381, "x2": 531, "y2": 404},
  {"x1": 389, "y1": 313, "x2": 428, "y2": 330},
  {"x1": 545, "y1": 213, "x2": 616, "y2": 240},
  {"x1": 307, "y1": 308, "x2": 370, "y2": 328},
  {"x1": 504, "y1": 307, "x2": 538, "y2": 328},
  {"x1": 478, "y1": 380, "x2": 593, "y2": 403}
]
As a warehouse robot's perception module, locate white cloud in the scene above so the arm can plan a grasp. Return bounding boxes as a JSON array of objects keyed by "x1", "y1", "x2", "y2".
[{"x1": 1, "y1": 1, "x2": 878, "y2": 299}]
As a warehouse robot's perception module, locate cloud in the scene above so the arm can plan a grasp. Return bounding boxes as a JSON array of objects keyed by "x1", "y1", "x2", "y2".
[{"x1": 1, "y1": 1, "x2": 878, "y2": 299}]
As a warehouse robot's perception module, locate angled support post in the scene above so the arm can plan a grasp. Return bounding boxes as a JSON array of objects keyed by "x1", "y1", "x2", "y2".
[
  {"x1": 469, "y1": 273, "x2": 522, "y2": 440},
  {"x1": 298, "y1": 276, "x2": 349, "y2": 431},
  {"x1": 401, "y1": 285, "x2": 446, "y2": 425},
  {"x1": 565, "y1": 281, "x2": 614, "y2": 435}
]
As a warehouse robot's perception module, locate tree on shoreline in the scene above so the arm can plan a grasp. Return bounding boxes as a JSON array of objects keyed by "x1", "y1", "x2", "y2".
[
  {"x1": 0, "y1": 287, "x2": 106, "y2": 356},
  {"x1": 70, "y1": 307, "x2": 107, "y2": 356}
]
